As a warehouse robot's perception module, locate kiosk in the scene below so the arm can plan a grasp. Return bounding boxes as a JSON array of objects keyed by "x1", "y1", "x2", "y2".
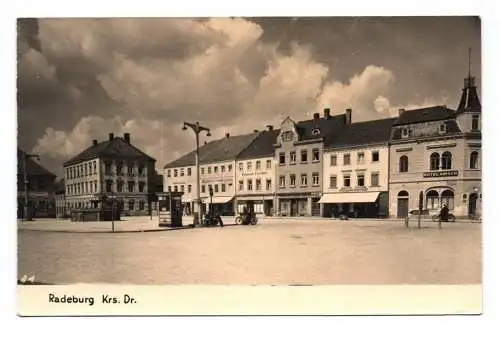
[{"x1": 157, "y1": 192, "x2": 183, "y2": 227}]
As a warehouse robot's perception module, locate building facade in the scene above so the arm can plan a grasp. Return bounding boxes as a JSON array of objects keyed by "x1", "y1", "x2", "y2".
[
  {"x1": 388, "y1": 75, "x2": 481, "y2": 218},
  {"x1": 17, "y1": 149, "x2": 57, "y2": 218},
  {"x1": 54, "y1": 179, "x2": 67, "y2": 218},
  {"x1": 320, "y1": 117, "x2": 395, "y2": 218},
  {"x1": 274, "y1": 109, "x2": 346, "y2": 216},
  {"x1": 64, "y1": 133, "x2": 157, "y2": 216},
  {"x1": 235, "y1": 127, "x2": 280, "y2": 215}
]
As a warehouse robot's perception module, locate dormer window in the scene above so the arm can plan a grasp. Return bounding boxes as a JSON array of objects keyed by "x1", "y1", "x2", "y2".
[
  {"x1": 312, "y1": 128, "x2": 320, "y2": 136},
  {"x1": 439, "y1": 123, "x2": 447, "y2": 133},
  {"x1": 401, "y1": 128, "x2": 411, "y2": 138},
  {"x1": 281, "y1": 131, "x2": 294, "y2": 142}
]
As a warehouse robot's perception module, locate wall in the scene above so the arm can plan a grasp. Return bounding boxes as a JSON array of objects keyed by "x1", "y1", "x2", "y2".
[{"x1": 235, "y1": 156, "x2": 275, "y2": 196}]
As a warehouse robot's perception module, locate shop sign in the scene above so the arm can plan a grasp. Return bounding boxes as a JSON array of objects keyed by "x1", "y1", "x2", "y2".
[
  {"x1": 339, "y1": 186, "x2": 368, "y2": 193},
  {"x1": 423, "y1": 170, "x2": 459, "y2": 178}
]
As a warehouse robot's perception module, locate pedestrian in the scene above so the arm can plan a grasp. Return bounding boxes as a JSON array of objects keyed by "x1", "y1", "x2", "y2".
[{"x1": 440, "y1": 204, "x2": 449, "y2": 222}]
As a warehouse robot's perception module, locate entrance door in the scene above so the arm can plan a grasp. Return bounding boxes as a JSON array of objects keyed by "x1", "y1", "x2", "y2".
[
  {"x1": 397, "y1": 198, "x2": 409, "y2": 218},
  {"x1": 468, "y1": 193, "x2": 478, "y2": 217},
  {"x1": 291, "y1": 200, "x2": 298, "y2": 216}
]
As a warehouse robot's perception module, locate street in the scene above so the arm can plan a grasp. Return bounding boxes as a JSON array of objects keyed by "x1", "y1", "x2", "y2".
[{"x1": 17, "y1": 219, "x2": 481, "y2": 285}]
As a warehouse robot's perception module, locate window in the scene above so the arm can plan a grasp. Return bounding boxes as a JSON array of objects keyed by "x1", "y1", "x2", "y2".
[
  {"x1": 214, "y1": 166, "x2": 218, "y2": 174},
  {"x1": 312, "y1": 172, "x2": 320, "y2": 186},
  {"x1": 256, "y1": 161, "x2": 261, "y2": 170},
  {"x1": 426, "y1": 190, "x2": 439, "y2": 210},
  {"x1": 279, "y1": 152, "x2": 285, "y2": 165},
  {"x1": 300, "y1": 174, "x2": 308, "y2": 186},
  {"x1": 441, "y1": 151, "x2": 452, "y2": 170},
  {"x1": 357, "y1": 152, "x2": 365, "y2": 164},
  {"x1": 128, "y1": 200, "x2": 135, "y2": 211},
  {"x1": 188, "y1": 185, "x2": 192, "y2": 193},
  {"x1": 372, "y1": 151, "x2": 379, "y2": 162},
  {"x1": 281, "y1": 131, "x2": 293, "y2": 142},
  {"x1": 301, "y1": 150, "x2": 308, "y2": 163},
  {"x1": 174, "y1": 186, "x2": 178, "y2": 192},
  {"x1": 180, "y1": 168, "x2": 184, "y2": 176},
  {"x1": 180, "y1": 185, "x2": 184, "y2": 193},
  {"x1": 201, "y1": 167, "x2": 205, "y2": 175},
  {"x1": 247, "y1": 162, "x2": 252, "y2": 170},
  {"x1": 290, "y1": 151, "x2": 296, "y2": 164},
  {"x1": 402, "y1": 128, "x2": 409, "y2": 138},
  {"x1": 247, "y1": 179, "x2": 253, "y2": 191},
  {"x1": 279, "y1": 176, "x2": 285, "y2": 188},
  {"x1": 357, "y1": 174, "x2": 365, "y2": 187},
  {"x1": 343, "y1": 175, "x2": 351, "y2": 187},
  {"x1": 290, "y1": 174, "x2": 296, "y2": 187},
  {"x1": 312, "y1": 148, "x2": 320, "y2": 162},
  {"x1": 329, "y1": 175, "x2": 337, "y2": 189},
  {"x1": 214, "y1": 184, "x2": 218, "y2": 193},
  {"x1": 89, "y1": 163, "x2": 93, "y2": 175},
  {"x1": 266, "y1": 179, "x2": 272, "y2": 191},
  {"x1": 128, "y1": 181, "x2": 134, "y2": 192},
  {"x1": 343, "y1": 153, "x2": 351, "y2": 165},
  {"x1": 208, "y1": 166, "x2": 212, "y2": 174},
  {"x1": 399, "y1": 155, "x2": 409, "y2": 173},
  {"x1": 439, "y1": 123, "x2": 446, "y2": 133},
  {"x1": 174, "y1": 169, "x2": 178, "y2": 177},
  {"x1": 228, "y1": 164, "x2": 232, "y2": 172},
  {"x1": 106, "y1": 180, "x2": 113, "y2": 192},
  {"x1": 105, "y1": 162, "x2": 112, "y2": 175},
  {"x1": 330, "y1": 155, "x2": 337, "y2": 166},
  {"x1": 238, "y1": 180, "x2": 243, "y2": 191},
  {"x1": 117, "y1": 180, "x2": 124, "y2": 192},
  {"x1": 472, "y1": 115, "x2": 479, "y2": 131},
  {"x1": 221, "y1": 184, "x2": 226, "y2": 192},
  {"x1": 256, "y1": 179, "x2": 262, "y2": 191},
  {"x1": 168, "y1": 186, "x2": 172, "y2": 192},
  {"x1": 371, "y1": 173, "x2": 379, "y2": 187},
  {"x1": 221, "y1": 166, "x2": 225, "y2": 173},
  {"x1": 430, "y1": 152, "x2": 440, "y2": 171},
  {"x1": 266, "y1": 160, "x2": 272, "y2": 169},
  {"x1": 187, "y1": 168, "x2": 192, "y2": 176},
  {"x1": 239, "y1": 163, "x2": 243, "y2": 171},
  {"x1": 202, "y1": 185, "x2": 206, "y2": 193},
  {"x1": 208, "y1": 185, "x2": 212, "y2": 194},
  {"x1": 93, "y1": 162, "x2": 97, "y2": 175},
  {"x1": 441, "y1": 190, "x2": 455, "y2": 210},
  {"x1": 139, "y1": 201, "x2": 145, "y2": 211},
  {"x1": 470, "y1": 151, "x2": 479, "y2": 169}
]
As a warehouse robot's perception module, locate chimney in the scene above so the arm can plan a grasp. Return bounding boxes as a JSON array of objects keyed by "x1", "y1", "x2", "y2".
[
  {"x1": 324, "y1": 108, "x2": 331, "y2": 119},
  {"x1": 398, "y1": 108, "x2": 405, "y2": 116},
  {"x1": 313, "y1": 112, "x2": 320, "y2": 120},
  {"x1": 266, "y1": 125, "x2": 274, "y2": 131},
  {"x1": 92, "y1": 139, "x2": 98, "y2": 146},
  {"x1": 253, "y1": 129, "x2": 259, "y2": 133},
  {"x1": 124, "y1": 133, "x2": 130, "y2": 143},
  {"x1": 108, "y1": 133, "x2": 114, "y2": 141},
  {"x1": 225, "y1": 133, "x2": 230, "y2": 139},
  {"x1": 345, "y1": 108, "x2": 352, "y2": 125}
]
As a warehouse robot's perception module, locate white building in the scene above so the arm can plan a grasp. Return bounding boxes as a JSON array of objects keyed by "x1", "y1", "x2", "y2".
[{"x1": 319, "y1": 117, "x2": 395, "y2": 218}]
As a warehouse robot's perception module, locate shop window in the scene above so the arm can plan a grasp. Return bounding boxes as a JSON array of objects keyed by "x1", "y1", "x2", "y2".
[
  {"x1": 430, "y1": 152, "x2": 440, "y2": 171},
  {"x1": 470, "y1": 151, "x2": 479, "y2": 169},
  {"x1": 441, "y1": 151, "x2": 452, "y2": 170},
  {"x1": 426, "y1": 190, "x2": 439, "y2": 210},
  {"x1": 441, "y1": 190, "x2": 455, "y2": 210},
  {"x1": 399, "y1": 155, "x2": 409, "y2": 173}
]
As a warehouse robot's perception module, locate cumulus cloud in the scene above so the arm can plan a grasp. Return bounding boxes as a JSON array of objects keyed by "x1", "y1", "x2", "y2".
[{"x1": 18, "y1": 17, "x2": 475, "y2": 177}]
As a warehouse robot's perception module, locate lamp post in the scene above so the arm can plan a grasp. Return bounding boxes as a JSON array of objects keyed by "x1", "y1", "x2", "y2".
[
  {"x1": 22, "y1": 152, "x2": 40, "y2": 221},
  {"x1": 182, "y1": 121, "x2": 211, "y2": 227}
]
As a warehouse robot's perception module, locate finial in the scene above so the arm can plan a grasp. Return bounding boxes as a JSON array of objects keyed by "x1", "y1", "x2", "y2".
[{"x1": 468, "y1": 47, "x2": 472, "y2": 79}]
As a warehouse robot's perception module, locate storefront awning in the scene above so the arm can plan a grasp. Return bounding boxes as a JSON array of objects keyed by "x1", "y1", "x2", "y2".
[
  {"x1": 202, "y1": 196, "x2": 234, "y2": 204},
  {"x1": 237, "y1": 196, "x2": 274, "y2": 201},
  {"x1": 318, "y1": 192, "x2": 380, "y2": 204}
]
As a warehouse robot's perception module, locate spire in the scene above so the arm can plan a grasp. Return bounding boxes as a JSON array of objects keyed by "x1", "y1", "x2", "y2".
[{"x1": 457, "y1": 48, "x2": 481, "y2": 113}]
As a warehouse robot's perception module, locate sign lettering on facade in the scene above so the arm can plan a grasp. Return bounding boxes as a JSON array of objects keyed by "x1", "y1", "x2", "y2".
[
  {"x1": 422, "y1": 170, "x2": 459, "y2": 178},
  {"x1": 339, "y1": 186, "x2": 368, "y2": 193}
]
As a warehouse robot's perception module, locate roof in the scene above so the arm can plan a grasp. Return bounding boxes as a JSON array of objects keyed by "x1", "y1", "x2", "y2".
[
  {"x1": 325, "y1": 117, "x2": 397, "y2": 149},
  {"x1": 295, "y1": 114, "x2": 347, "y2": 141},
  {"x1": 64, "y1": 137, "x2": 156, "y2": 166},
  {"x1": 456, "y1": 76, "x2": 481, "y2": 113},
  {"x1": 164, "y1": 132, "x2": 260, "y2": 168},
  {"x1": 394, "y1": 106, "x2": 456, "y2": 126},
  {"x1": 237, "y1": 129, "x2": 281, "y2": 160},
  {"x1": 17, "y1": 149, "x2": 56, "y2": 177}
]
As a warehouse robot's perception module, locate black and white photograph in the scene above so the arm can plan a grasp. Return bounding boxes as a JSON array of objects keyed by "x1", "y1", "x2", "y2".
[{"x1": 14, "y1": 15, "x2": 484, "y2": 316}]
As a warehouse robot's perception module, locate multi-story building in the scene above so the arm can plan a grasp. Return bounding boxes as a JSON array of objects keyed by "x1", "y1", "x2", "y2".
[
  {"x1": 319, "y1": 117, "x2": 395, "y2": 218},
  {"x1": 235, "y1": 126, "x2": 280, "y2": 215},
  {"x1": 388, "y1": 74, "x2": 481, "y2": 218},
  {"x1": 63, "y1": 133, "x2": 157, "y2": 216},
  {"x1": 17, "y1": 149, "x2": 57, "y2": 218},
  {"x1": 274, "y1": 108, "x2": 346, "y2": 216},
  {"x1": 164, "y1": 132, "x2": 260, "y2": 215},
  {"x1": 54, "y1": 179, "x2": 67, "y2": 218}
]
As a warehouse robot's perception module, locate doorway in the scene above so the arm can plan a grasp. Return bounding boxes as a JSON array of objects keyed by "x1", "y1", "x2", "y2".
[
  {"x1": 468, "y1": 193, "x2": 478, "y2": 217},
  {"x1": 397, "y1": 190, "x2": 409, "y2": 218}
]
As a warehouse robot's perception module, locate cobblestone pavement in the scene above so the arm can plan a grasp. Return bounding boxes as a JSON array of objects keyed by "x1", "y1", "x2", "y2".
[{"x1": 17, "y1": 219, "x2": 481, "y2": 285}]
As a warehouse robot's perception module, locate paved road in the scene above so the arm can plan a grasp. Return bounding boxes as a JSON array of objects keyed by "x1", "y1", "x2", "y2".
[{"x1": 17, "y1": 219, "x2": 481, "y2": 285}]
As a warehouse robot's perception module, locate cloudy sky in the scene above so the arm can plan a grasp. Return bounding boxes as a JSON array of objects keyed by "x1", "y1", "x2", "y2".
[{"x1": 17, "y1": 17, "x2": 481, "y2": 177}]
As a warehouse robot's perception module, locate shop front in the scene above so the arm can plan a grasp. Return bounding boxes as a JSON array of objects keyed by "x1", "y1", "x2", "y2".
[
  {"x1": 201, "y1": 196, "x2": 235, "y2": 216},
  {"x1": 276, "y1": 193, "x2": 318, "y2": 217},
  {"x1": 318, "y1": 191, "x2": 388, "y2": 218},
  {"x1": 236, "y1": 196, "x2": 274, "y2": 216}
]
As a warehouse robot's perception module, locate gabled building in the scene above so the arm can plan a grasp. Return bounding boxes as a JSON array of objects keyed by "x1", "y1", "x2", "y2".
[
  {"x1": 17, "y1": 149, "x2": 57, "y2": 218},
  {"x1": 319, "y1": 116, "x2": 396, "y2": 218},
  {"x1": 235, "y1": 126, "x2": 281, "y2": 215},
  {"x1": 164, "y1": 132, "x2": 260, "y2": 215},
  {"x1": 274, "y1": 108, "x2": 347, "y2": 216},
  {"x1": 388, "y1": 74, "x2": 481, "y2": 218},
  {"x1": 63, "y1": 133, "x2": 156, "y2": 216}
]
